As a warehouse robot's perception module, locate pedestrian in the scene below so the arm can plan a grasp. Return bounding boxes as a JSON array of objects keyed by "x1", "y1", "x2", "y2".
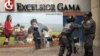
[
  {"x1": 0, "y1": 23, "x2": 3, "y2": 35},
  {"x1": 58, "y1": 16, "x2": 81, "y2": 56},
  {"x1": 33, "y1": 23, "x2": 41, "y2": 49},
  {"x1": 82, "y1": 12, "x2": 96, "y2": 56},
  {"x1": 14, "y1": 26, "x2": 27, "y2": 44},
  {"x1": 13, "y1": 24, "x2": 21, "y2": 43},
  {"x1": 28, "y1": 19, "x2": 48, "y2": 49},
  {"x1": 3, "y1": 15, "x2": 13, "y2": 45},
  {"x1": 28, "y1": 19, "x2": 48, "y2": 35},
  {"x1": 42, "y1": 28, "x2": 52, "y2": 48}
]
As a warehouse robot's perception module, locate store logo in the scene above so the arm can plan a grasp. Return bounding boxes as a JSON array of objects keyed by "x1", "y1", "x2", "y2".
[{"x1": 5, "y1": 0, "x2": 14, "y2": 11}]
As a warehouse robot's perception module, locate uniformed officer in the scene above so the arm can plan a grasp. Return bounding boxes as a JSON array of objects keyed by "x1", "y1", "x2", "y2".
[
  {"x1": 58, "y1": 16, "x2": 81, "y2": 56},
  {"x1": 82, "y1": 12, "x2": 96, "y2": 56}
]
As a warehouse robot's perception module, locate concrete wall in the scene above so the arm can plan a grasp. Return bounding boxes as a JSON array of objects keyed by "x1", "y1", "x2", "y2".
[
  {"x1": 91, "y1": 0, "x2": 100, "y2": 47},
  {"x1": 0, "y1": 0, "x2": 5, "y2": 12}
]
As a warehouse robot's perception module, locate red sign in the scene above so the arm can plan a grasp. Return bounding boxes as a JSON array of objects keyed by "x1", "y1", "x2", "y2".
[{"x1": 5, "y1": 0, "x2": 14, "y2": 11}]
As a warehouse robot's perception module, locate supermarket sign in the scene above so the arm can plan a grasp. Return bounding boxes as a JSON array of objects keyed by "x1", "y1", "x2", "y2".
[
  {"x1": 4, "y1": 0, "x2": 81, "y2": 12},
  {"x1": 17, "y1": 3, "x2": 81, "y2": 12}
]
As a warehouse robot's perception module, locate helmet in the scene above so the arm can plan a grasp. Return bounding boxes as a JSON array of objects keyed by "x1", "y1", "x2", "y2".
[
  {"x1": 85, "y1": 12, "x2": 92, "y2": 17},
  {"x1": 67, "y1": 16, "x2": 75, "y2": 22}
]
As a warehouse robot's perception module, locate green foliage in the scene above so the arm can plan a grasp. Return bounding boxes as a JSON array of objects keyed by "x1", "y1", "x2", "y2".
[
  {"x1": 0, "y1": 37, "x2": 14, "y2": 44},
  {"x1": 52, "y1": 31, "x2": 60, "y2": 35},
  {"x1": 0, "y1": 31, "x2": 60, "y2": 44}
]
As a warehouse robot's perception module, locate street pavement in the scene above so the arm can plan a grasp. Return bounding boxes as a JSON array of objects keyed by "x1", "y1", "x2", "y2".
[{"x1": 0, "y1": 46, "x2": 100, "y2": 56}]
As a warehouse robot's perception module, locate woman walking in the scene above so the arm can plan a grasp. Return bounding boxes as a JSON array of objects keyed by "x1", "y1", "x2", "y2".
[{"x1": 3, "y1": 15, "x2": 13, "y2": 45}]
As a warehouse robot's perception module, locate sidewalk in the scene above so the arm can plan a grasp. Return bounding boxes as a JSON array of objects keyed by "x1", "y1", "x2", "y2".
[{"x1": 0, "y1": 46, "x2": 100, "y2": 56}]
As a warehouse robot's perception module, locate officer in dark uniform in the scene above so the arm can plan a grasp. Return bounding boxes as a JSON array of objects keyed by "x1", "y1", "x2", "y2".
[
  {"x1": 58, "y1": 16, "x2": 81, "y2": 56},
  {"x1": 82, "y1": 12, "x2": 96, "y2": 56}
]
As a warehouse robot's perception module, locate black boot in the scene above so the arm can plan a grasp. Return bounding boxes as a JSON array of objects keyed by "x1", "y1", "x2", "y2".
[
  {"x1": 3, "y1": 42, "x2": 8, "y2": 45},
  {"x1": 58, "y1": 55, "x2": 63, "y2": 56},
  {"x1": 74, "y1": 47, "x2": 77, "y2": 54}
]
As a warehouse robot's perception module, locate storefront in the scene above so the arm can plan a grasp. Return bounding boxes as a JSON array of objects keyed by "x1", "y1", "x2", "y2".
[{"x1": 0, "y1": 0, "x2": 91, "y2": 45}]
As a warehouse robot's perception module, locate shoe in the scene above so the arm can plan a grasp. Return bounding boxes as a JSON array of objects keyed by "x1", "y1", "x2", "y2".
[{"x1": 3, "y1": 42, "x2": 8, "y2": 45}]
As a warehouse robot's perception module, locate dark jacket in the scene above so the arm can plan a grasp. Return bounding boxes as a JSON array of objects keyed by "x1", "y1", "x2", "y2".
[
  {"x1": 59, "y1": 22, "x2": 81, "y2": 42},
  {"x1": 33, "y1": 28, "x2": 41, "y2": 40},
  {"x1": 82, "y1": 19, "x2": 96, "y2": 40}
]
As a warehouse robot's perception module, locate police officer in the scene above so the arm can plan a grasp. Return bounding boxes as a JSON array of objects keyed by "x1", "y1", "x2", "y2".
[
  {"x1": 82, "y1": 12, "x2": 96, "y2": 56},
  {"x1": 58, "y1": 16, "x2": 81, "y2": 56}
]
